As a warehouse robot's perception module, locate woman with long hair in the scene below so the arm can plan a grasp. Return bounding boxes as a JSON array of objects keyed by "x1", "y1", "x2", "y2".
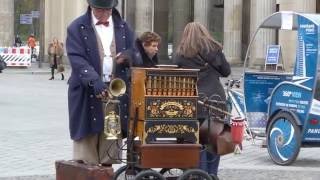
[
  {"x1": 48, "y1": 38, "x2": 65, "y2": 80},
  {"x1": 174, "y1": 22, "x2": 231, "y2": 179}
]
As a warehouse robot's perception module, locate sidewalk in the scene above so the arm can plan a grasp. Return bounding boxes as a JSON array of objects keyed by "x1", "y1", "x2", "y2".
[
  {"x1": 0, "y1": 64, "x2": 320, "y2": 180},
  {"x1": 3, "y1": 62, "x2": 59, "y2": 75}
]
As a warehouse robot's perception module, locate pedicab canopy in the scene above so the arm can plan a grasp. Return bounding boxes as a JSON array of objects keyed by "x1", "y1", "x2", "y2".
[{"x1": 243, "y1": 11, "x2": 320, "y2": 134}]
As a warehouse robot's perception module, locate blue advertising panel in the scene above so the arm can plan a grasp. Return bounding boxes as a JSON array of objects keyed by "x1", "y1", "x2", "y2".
[
  {"x1": 244, "y1": 72, "x2": 292, "y2": 132},
  {"x1": 293, "y1": 16, "x2": 318, "y2": 89},
  {"x1": 269, "y1": 83, "x2": 312, "y2": 127},
  {"x1": 265, "y1": 45, "x2": 281, "y2": 65}
]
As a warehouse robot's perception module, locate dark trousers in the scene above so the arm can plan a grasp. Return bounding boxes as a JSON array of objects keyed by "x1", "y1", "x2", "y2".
[{"x1": 199, "y1": 147, "x2": 220, "y2": 176}]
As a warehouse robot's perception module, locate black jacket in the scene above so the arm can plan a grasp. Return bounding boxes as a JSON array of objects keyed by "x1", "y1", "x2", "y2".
[
  {"x1": 174, "y1": 49, "x2": 231, "y2": 119},
  {"x1": 134, "y1": 39, "x2": 158, "y2": 67}
]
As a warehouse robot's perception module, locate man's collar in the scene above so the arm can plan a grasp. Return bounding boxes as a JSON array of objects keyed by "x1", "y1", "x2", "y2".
[{"x1": 91, "y1": 11, "x2": 113, "y2": 27}]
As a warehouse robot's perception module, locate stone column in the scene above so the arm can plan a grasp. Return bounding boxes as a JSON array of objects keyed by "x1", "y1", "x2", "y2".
[
  {"x1": 172, "y1": 0, "x2": 192, "y2": 50},
  {"x1": 44, "y1": 0, "x2": 87, "y2": 62},
  {"x1": 0, "y1": 0, "x2": 14, "y2": 46},
  {"x1": 154, "y1": 0, "x2": 169, "y2": 63},
  {"x1": 135, "y1": 0, "x2": 153, "y2": 36},
  {"x1": 224, "y1": 0, "x2": 243, "y2": 65},
  {"x1": 249, "y1": 0, "x2": 276, "y2": 68},
  {"x1": 278, "y1": 0, "x2": 316, "y2": 71},
  {"x1": 124, "y1": 0, "x2": 136, "y2": 30},
  {"x1": 194, "y1": 0, "x2": 210, "y2": 28}
]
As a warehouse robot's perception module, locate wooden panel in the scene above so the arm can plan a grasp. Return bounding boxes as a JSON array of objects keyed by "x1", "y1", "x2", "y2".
[
  {"x1": 130, "y1": 68, "x2": 146, "y2": 139},
  {"x1": 140, "y1": 144, "x2": 201, "y2": 168}
]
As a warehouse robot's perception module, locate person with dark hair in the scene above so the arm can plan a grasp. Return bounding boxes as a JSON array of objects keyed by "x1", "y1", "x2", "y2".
[
  {"x1": 174, "y1": 22, "x2": 231, "y2": 179},
  {"x1": 135, "y1": 31, "x2": 161, "y2": 67},
  {"x1": 14, "y1": 34, "x2": 22, "y2": 47},
  {"x1": 66, "y1": 0, "x2": 136, "y2": 166},
  {"x1": 116, "y1": 31, "x2": 161, "y2": 68}
]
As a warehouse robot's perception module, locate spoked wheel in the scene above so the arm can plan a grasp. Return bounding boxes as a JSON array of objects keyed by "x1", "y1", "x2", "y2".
[
  {"x1": 177, "y1": 169, "x2": 212, "y2": 180},
  {"x1": 159, "y1": 168, "x2": 184, "y2": 179},
  {"x1": 113, "y1": 165, "x2": 142, "y2": 180},
  {"x1": 135, "y1": 170, "x2": 165, "y2": 180},
  {"x1": 266, "y1": 111, "x2": 301, "y2": 165}
]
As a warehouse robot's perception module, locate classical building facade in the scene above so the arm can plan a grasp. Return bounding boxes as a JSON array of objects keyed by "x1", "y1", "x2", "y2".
[{"x1": 1, "y1": 0, "x2": 320, "y2": 69}]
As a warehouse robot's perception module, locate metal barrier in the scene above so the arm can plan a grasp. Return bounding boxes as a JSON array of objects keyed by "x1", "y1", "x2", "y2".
[{"x1": 0, "y1": 47, "x2": 32, "y2": 67}]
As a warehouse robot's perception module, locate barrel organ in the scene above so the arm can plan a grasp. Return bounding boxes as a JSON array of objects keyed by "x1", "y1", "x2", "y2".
[{"x1": 129, "y1": 67, "x2": 199, "y2": 144}]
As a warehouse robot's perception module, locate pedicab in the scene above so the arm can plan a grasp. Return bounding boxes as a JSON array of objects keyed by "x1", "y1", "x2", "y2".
[{"x1": 243, "y1": 11, "x2": 320, "y2": 165}]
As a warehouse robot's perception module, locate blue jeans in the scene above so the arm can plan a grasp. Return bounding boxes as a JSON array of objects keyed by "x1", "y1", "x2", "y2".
[{"x1": 199, "y1": 148, "x2": 220, "y2": 176}]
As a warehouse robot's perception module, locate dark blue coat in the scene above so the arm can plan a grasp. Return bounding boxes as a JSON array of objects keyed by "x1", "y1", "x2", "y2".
[{"x1": 66, "y1": 7, "x2": 135, "y2": 140}]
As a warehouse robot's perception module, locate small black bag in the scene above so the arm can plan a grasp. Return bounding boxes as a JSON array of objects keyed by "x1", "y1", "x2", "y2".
[{"x1": 0, "y1": 57, "x2": 7, "y2": 71}]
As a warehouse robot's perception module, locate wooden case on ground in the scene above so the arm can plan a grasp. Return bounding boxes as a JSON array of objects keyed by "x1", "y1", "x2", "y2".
[{"x1": 55, "y1": 160, "x2": 113, "y2": 180}]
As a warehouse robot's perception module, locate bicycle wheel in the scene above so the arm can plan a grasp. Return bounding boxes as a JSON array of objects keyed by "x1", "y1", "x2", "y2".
[{"x1": 266, "y1": 111, "x2": 301, "y2": 165}]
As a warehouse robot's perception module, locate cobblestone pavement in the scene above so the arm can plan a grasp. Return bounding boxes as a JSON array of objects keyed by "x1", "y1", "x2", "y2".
[
  {"x1": 219, "y1": 139, "x2": 320, "y2": 180},
  {"x1": 0, "y1": 64, "x2": 320, "y2": 180},
  {"x1": 0, "y1": 64, "x2": 72, "y2": 179}
]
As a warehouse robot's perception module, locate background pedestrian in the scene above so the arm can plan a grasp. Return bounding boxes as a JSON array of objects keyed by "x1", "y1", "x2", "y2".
[{"x1": 48, "y1": 37, "x2": 64, "y2": 80}]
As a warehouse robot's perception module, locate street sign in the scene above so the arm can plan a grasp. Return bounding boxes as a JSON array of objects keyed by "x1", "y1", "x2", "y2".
[
  {"x1": 31, "y1": 11, "x2": 40, "y2": 18},
  {"x1": 20, "y1": 14, "x2": 33, "y2": 24},
  {"x1": 265, "y1": 45, "x2": 281, "y2": 65}
]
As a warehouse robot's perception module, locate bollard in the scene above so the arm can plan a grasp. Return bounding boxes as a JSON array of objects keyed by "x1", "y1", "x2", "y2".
[{"x1": 231, "y1": 117, "x2": 245, "y2": 154}]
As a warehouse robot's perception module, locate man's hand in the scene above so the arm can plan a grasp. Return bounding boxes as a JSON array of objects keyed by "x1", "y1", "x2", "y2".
[
  {"x1": 115, "y1": 51, "x2": 131, "y2": 65},
  {"x1": 115, "y1": 53, "x2": 125, "y2": 64},
  {"x1": 96, "y1": 89, "x2": 110, "y2": 99}
]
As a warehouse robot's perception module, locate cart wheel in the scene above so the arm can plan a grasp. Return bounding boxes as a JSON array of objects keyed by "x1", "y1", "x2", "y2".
[
  {"x1": 159, "y1": 168, "x2": 184, "y2": 178},
  {"x1": 135, "y1": 170, "x2": 165, "y2": 180},
  {"x1": 177, "y1": 169, "x2": 212, "y2": 180},
  {"x1": 266, "y1": 111, "x2": 301, "y2": 165},
  {"x1": 113, "y1": 165, "x2": 142, "y2": 180}
]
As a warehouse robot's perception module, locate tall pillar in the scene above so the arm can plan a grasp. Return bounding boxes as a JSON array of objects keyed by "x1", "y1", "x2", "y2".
[
  {"x1": 124, "y1": 0, "x2": 136, "y2": 30},
  {"x1": 250, "y1": 0, "x2": 276, "y2": 68},
  {"x1": 154, "y1": 0, "x2": 169, "y2": 63},
  {"x1": 224, "y1": 0, "x2": 243, "y2": 65},
  {"x1": 45, "y1": 0, "x2": 86, "y2": 61},
  {"x1": 278, "y1": 0, "x2": 316, "y2": 71},
  {"x1": 0, "y1": 0, "x2": 14, "y2": 46},
  {"x1": 135, "y1": 0, "x2": 153, "y2": 36},
  {"x1": 172, "y1": 0, "x2": 192, "y2": 50},
  {"x1": 194, "y1": 0, "x2": 210, "y2": 28}
]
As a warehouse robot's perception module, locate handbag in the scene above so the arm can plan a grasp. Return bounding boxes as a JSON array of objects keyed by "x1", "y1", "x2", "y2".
[
  {"x1": 199, "y1": 119, "x2": 235, "y2": 156},
  {"x1": 57, "y1": 64, "x2": 65, "y2": 72},
  {"x1": 216, "y1": 125, "x2": 235, "y2": 155}
]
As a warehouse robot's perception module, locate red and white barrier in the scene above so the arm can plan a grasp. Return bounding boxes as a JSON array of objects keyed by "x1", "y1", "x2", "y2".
[{"x1": 0, "y1": 47, "x2": 32, "y2": 67}]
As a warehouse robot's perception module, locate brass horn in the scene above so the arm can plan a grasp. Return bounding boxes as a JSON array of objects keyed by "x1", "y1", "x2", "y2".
[
  {"x1": 109, "y1": 78, "x2": 126, "y2": 97},
  {"x1": 103, "y1": 78, "x2": 126, "y2": 140}
]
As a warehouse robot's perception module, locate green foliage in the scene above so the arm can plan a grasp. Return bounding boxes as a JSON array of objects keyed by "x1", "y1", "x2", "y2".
[
  {"x1": 212, "y1": 31, "x2": 223, "y2": 44},
  {"x1": 14, "y1": 0, "x2": 40, "y2": 43}
]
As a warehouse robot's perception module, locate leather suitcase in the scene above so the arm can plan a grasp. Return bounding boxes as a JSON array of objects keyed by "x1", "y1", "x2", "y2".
[{"x1": 55, "y1": 160, "x2": 113, "y2": 180}]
